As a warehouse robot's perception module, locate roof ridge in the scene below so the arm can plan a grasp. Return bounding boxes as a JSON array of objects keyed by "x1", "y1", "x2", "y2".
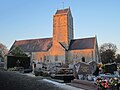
[
  {"x1": 73, "y1": 37, "x2": 96, "y2": 40},
  {"x1": 16, "y1": 37, "x2": 53, "y2": 42},
  {"x1": 55, "y1": 8, "x2": 69, "y2": 14}
]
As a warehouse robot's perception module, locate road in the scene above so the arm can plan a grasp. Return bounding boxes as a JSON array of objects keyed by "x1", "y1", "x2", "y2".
[{"x1": 0, "y1": 70, "x2": 84, "y2": 90}]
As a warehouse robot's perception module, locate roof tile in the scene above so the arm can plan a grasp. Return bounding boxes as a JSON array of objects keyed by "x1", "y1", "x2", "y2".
[
  {"x1": 11, "y1": 38, "x2": 52, "y2": 52},
  {"x1": 69, "y1": 37, "x2": 95, "y2": 50}
]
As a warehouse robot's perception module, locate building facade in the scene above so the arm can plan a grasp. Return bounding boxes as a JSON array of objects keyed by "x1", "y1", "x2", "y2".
[{"x1": 10, "y1": 8, "x2": 100, "y2": 65}]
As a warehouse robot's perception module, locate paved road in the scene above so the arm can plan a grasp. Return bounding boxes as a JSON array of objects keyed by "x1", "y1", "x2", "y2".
[
  {"x1": 0, "y1": 71, "x2": 84, "y2": 90},
  {"x1": 0, "y1": 71, "x2": 62, "y2": 90}
]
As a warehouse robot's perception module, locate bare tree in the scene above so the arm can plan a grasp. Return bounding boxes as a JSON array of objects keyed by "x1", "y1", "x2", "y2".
[
  {"x1": 0, "y1": 43, "x2": 8, "y2": 59},
  {"x1": 100, "y1": 43, "x2": 117, "y2": 64}
]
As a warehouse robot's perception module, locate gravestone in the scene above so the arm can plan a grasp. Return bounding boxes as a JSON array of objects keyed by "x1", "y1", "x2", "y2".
[
  {"x1": 74, "y1": 61, "x2": 97, "y2": 79},
  {"x1": 89, "y1": 61, "x2": 97, "y2": 74},
  {"x1": 104, "y1": 63, "x2": 117, "y2": 74}
]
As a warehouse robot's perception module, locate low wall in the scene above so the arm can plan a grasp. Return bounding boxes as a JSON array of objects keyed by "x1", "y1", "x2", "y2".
[{"x1": 71, "y1": 79, "x2": 98, "y2": 90}]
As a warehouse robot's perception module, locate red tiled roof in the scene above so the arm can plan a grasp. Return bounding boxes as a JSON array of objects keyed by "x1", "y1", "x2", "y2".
[
  {"x1": 11, "y1": 38, "x2": 52, "y2": 52},
  {"x1": 69, "y1": 37, "x2": 96, "y2": 50},
  {"x1": 55, "y1": 8, "x2": 69, "y2": 14}
]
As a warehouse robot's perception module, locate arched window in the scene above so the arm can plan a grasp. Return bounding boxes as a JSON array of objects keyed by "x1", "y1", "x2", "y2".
[{"x1": 82, "y1": 57, "x2": 85, "y2": 62}]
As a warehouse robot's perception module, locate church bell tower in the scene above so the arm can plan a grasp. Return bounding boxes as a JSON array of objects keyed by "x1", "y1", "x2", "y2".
[{"x1": 53, "y1": 7, "x2": 74, "y2": 49}]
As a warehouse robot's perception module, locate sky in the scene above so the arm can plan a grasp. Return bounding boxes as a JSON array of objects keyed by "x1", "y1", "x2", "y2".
[{"x1": 0, "y1": 0, "x2": 120, "y2": 52}]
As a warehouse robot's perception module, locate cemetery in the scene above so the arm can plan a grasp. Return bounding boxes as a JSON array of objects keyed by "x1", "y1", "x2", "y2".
[
  {"x1": 72, "y1": 62, "x2": 120, "y2": 90},
  {"x1": 3, "y1": 53, "x2": 120, "y2": 90},
  {"x1": 31, "y1": 60, "x2": 120, "y2": 90}
]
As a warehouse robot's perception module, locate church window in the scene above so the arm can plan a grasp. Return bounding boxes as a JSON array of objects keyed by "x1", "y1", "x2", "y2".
[
  {"x1": 55, "y1": 55, "x2": 58, "y2": 61},
  {"x1": 82, "y1": 57, "x2": 85, "y2": 62}
]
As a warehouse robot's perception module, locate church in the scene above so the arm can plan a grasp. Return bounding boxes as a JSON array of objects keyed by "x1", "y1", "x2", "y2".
[{"x1": 10, "y1": 7, "x2": 100, "y2": 65}]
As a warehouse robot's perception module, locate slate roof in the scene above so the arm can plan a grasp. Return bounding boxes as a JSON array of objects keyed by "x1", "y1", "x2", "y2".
[
  {"x1": 10, "y1": 37, "x2": 96, "y2": 52},
  {"x1": 69, "y1": 37, "x2": 96, "y2": 50},
  {"x1": 55, "y1": 8, "x2": 69, "y2": 14},
  {"x1": 10, "y1": 38, "x2": 52, "y2": 52}
]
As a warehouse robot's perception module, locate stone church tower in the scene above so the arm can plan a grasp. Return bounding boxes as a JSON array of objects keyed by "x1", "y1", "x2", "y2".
[{"x1": 53, "y1": 7, "x2": 73, "y2": 49}]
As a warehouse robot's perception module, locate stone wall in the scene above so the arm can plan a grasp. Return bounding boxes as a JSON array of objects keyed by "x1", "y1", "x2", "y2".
[
  {"x1": 68, "y1": 49, "x2": 96, "y2": 64},
  {"x1": 31, "y1": 42, "x2": 66, "y2": 64}
]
